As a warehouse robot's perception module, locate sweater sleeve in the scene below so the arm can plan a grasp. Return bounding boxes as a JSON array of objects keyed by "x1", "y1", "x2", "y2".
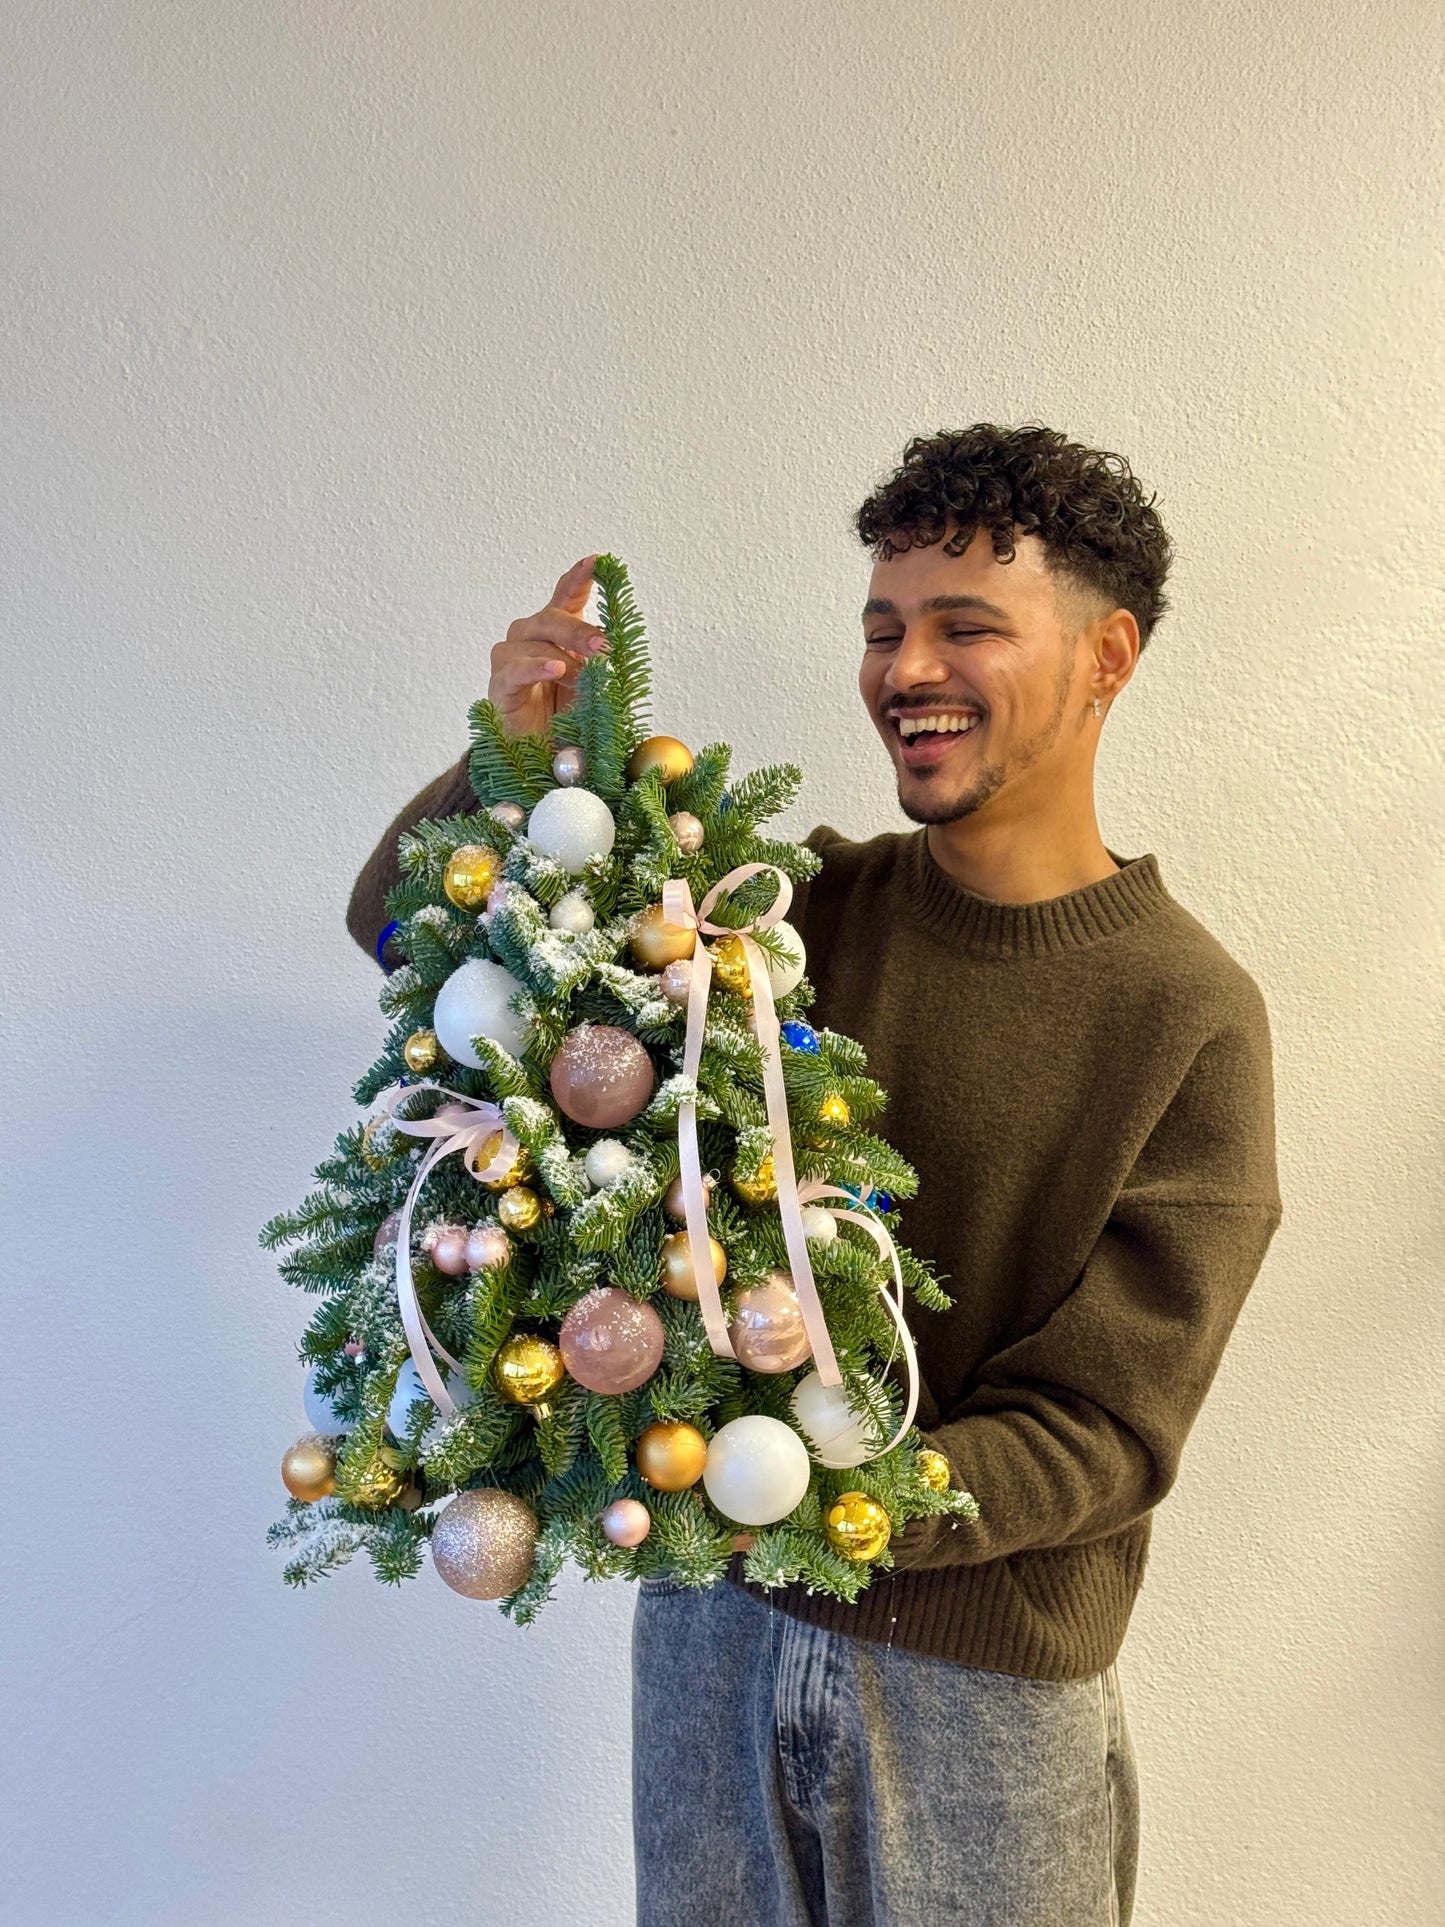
[
  {"x1": 345, "y1": 751, "x2": 478, "y2": 966},
  {"x1": 891, "y1": 982, "x2": 1284, "y2": 1572}
]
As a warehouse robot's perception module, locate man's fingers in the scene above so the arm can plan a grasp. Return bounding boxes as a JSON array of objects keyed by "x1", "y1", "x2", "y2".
[{"x1": 550, "y1": 553, "x2": 601, "y2": 616}]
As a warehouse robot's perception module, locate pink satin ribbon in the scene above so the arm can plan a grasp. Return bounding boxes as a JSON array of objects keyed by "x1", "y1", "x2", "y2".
[
  {"x1": 662, "y1": 865, "x2": 844, "y2": 1387},
  {"x1": 381, "y1": 1083, "x2": 519, "y2": 1420}
]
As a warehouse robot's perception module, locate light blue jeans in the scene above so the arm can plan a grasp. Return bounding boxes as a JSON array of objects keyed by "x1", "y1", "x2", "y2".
[{"x1": 632, "y1": 1573, "x2": 1138, "y2": 1926}]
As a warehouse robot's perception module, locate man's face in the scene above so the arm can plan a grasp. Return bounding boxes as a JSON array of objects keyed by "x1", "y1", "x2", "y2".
[{"x1": 858, "y1": 522, "x2": 1094, "y2": 826}]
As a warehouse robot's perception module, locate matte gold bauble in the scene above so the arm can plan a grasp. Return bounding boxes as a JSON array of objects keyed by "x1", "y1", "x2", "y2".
[
  {"x1": 443, "y1": 843, "x2": 502, "y2": 911},
  {"x1": 663, "y1": 1170, "x2": 714, "y2": 1222},
  {"x1": 823, "y1": 1491, "x2": 893, "y2": 1562},
  {"x1": 497, "y1": 1184, "x2": 542, "y2": 1231},
  {"x1": 629, "y1": 902, "x2": 698, "y2": 969},
  {"x1": 917, "y1": 1448, "x2": 952, "y2": 1493},
  {"x1": 660, "y1": 1228, "x2": 727, "y2": 1301},
  {"x1": 626, "y1": 735, "x2": 695, "y2": 785},
  {"x1": 483, "y1": 1145, "x2": 534, "y2": 1192},
  {"x1": 281, "y1": 1433, "x2": 337, "y2": 1502},
  {"x1": 493, "y1": 1334, "x2": 566, "y2": 1415},
  {"x1": 818, "y1": 1093, "x2": 851, "y2": 1128},
  {"x1": 636, "y1": 1420, "x2": 709, "y2": 1491},
  {"x1": 403, "y1": 1028, "x2": 440, "y2": 1074},
  {"x1": 711, "y1": 935, "x2": 752, "y2": 997},
  {"x1": 730, "y1": 1151, "x2": 777, "y2": 1204}
]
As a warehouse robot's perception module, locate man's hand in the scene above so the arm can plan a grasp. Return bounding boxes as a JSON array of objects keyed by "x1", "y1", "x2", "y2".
[{"x1": 488, "y1": 553, "x2": 610, "y2": 737}]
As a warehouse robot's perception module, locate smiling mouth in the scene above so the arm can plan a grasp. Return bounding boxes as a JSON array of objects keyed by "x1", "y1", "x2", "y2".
[{"x1": 887, "y1": 709, "x2": 984, "y2": 768}]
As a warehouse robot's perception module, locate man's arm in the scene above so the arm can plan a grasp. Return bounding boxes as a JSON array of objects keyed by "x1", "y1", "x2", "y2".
[
  {"x1": 891, "y1": 979, "x2": 1284, "y2": 1570},
  {"x1": 346, "y1": 753, "x2": 477, "y2": 966}
]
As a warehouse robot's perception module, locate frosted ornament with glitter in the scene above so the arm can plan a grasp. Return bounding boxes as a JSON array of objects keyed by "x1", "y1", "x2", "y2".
[
  {"x1": 584, "y1": 1138, "x2": 634, "y2": 1187},
  {"x1": 432, "y1": 958, "x2": 531, "y2": 1066},
  {"x1": 525, "y1": 786, "x2": 616, "y2": 875},
  {"x1": 549, "y1": 889, "x2": 596, "y2": 935}
]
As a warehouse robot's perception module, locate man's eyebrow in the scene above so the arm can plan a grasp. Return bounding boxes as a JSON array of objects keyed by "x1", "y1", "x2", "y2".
[{"x1": 861, "y1": 594, "x2": 1013, "y2": 622}]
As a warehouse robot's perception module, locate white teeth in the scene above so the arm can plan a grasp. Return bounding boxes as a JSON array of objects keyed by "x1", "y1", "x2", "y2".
[{"x1": 897, "y1": 713, "x2": 980, "y2": 740}]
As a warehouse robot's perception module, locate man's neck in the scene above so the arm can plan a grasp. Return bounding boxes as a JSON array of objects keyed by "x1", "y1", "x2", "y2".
[{"x1": 924, "y1": 819, "x2": 1122, "y2": 906}]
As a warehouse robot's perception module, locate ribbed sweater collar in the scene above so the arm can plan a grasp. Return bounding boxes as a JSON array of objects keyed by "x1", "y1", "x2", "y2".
[{"x1": 905, "y1": 831, "x2": 1171, "y2": 957}]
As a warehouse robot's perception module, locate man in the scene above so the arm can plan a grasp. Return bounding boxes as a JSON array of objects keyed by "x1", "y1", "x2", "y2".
[{"x1": 347, "y1": 424, "x2": 1283, "y2": 1927}]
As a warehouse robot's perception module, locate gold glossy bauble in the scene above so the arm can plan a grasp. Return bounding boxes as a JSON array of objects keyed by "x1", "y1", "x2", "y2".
[
  {"x1": 730, "y1": 1151, "x2": 777, "y2": 1205},
  {"x1": 361, "y1": 1114, "x2": 405, "y2": 1170},
  {"x1": 660, "y1": 1228, "x2": 727, "y2": 1301},
  {"x1": 483, "y1": 1145, "x2": 535, "y2": 1192},
  {"x1": 340, "y1": 1451, "x2": 411, "y2": 1510},
  {"x1": 823, "y1": 1490, "x2": 893, "y2": 1562},
  {"x1": 497, "y1": 1184, "x2": 542, "y2": 1231},
  {"x1": 917, "y1": 1448, "x2": 952, "y2": 1493},
  {"x1": 710, "y1": 935, "x2": 752, "y2": 997},
  {"x1": 629, "y1": 902, "x2": 698, "y2": 969},
  {"x1": 626, "y1": 734, "x2": 695, "y2": 785},
  {"x1": 818, "y1": 1093, "x2": 851, "y2": 1129},
  {"x1": 494, "y1": 1334, "x2": 565, "y2": 1410},
  {"x1": 663, "y1": 1170, "x2": 714, "y2": 1222},
  {"x1": 281, "y1": 1433, "x2": 337, "y2": 1502},
  {"x1": 443, "y1": 843, "x2": 502, "y2": 911},
  {"x1": 636, "y1": 1420, "x2": 709, "y2": 1491},
  {"x1": 403, "y1": 1028, "x2": 440, "y2": 1074}
]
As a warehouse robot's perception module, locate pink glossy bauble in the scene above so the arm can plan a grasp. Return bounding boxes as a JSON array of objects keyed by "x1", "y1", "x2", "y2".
[
  {"x1": 431, "y1": 1226, "x2": 471, "y2": 1276},
  {"x1": 549, "y1": 1025, "x2": 656, "y2": 1129},
  {"x1": 663, "y1": 1170, "x2": 715, "y2": 1222},
  {"x1": 659, "y1": 959, "x2": 693, "y2": 1005},
  {"x1": 485, "y1": 880, "x2": 512, "y2": 916},
  {"x1": 465, "y1": 1223, "x2": 512, "y2": 1272},
  {"x1": 601, "y1": 1498, "x2": 652, "y2": 1547},
  {"x1": 373, "y1": 1211, "x2": 403, "y2": 1257},
  {"x1": 729, "y1": 1269, "x2": 812, "y2": 1372},
  {"x1": 343, "y1": 1338, "x2": 364, "y2": 1358},
  {"x1": 558, "y1": 1286, "x2": 665, "y2": 1395},
  {"x1": 667, "y1": 810, "x2": 705, "y2": 853}
]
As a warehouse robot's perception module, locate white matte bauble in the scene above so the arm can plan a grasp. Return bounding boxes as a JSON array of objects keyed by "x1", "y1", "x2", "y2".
[
  {"x1": 526, "y1": 786, "x2": 616, "y2": 875},
  {"x1": 549, "y1": 889, "x2": 596, "y2": 935},
  {"x1": 303, "y1": 1364, "x2": 356, "y2": 1436},
  {"x1": 790, "y1": 1370, "x2": 875, "y2": 1469},
  {"x1": 584, "y1": 1138, "x2": 634, "y2": 1188},
  {"x1": 765, "y1": 920, "x2": 806, "y2": 998},
  {"x1": 800, "y1": 1205, "x2": 837, "y2": 1245},
  {"x1": 701, "y1": 1415, "x2": 812, "y2": 1526},
  {"x1": 432, "y1": 958, "x2": 531, "y2": 1065}
]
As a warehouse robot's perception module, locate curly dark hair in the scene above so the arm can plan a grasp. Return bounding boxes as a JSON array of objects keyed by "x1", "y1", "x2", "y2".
[{"x1": 854, "y1": 422, "x2": 1174, "y2": 650}]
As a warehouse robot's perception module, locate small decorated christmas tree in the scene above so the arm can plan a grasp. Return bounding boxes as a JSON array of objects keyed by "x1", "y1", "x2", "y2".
[{"x1": 262, "y1": 555, "x2": 978, "y2": 1619}]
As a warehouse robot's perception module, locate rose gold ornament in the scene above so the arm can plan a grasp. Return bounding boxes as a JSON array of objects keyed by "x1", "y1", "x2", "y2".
[
  {"x1": 552, "y1": 745, "x2": 586, "y2": 786},
  {"x1": 443, "y1": 844, "x2": 502, "y2": 912},
  {"x1": 659, "y1": 959, "x2": 693, "y2": 1005},
  {"x1": 558, "y1": 1286, "x2": 665, "y2": 1395},
  {"x1": 343, "y1": 1338, "x2": 364, "y2": 1359},
  {"x1": 628, "y1": 902, "x2": 697, "y2": 969},
  {"x1": 373, "y1": 1210, "x2": 403, "y2": 1256},
  {"x1": 431, "y1": 1488, "x2": 539, "y2": 1599},
  {"x1": 626, "y1": 735, "x2": 695, "y2": 785},
  {"x1": 729, "y1": 1269, "x2": 813, "y2": 1372},
  {"x1": 485, "y1": 879, "x2": 512, "y2": 916},
  {"x1": 668, "y1": 810, "x2": 705, "y2": 853},
  {"x1": 430, "y1": 1225, "x2": 471, "y2": 1276},
  {"x1": 549, "y1": 1024, "x2": 656, "y2": 1129},
  {"x1": 660, "y1": 1228, "x2": 727, "y2": 1301},
  {"x1": 489, "y1": 801, "x2": 526, "y2": 832},
  {"x1": 636, "y1": 1420, "x2": 708, "y2": 1491},
  {"x1": 465, "y1": 1223, "x2": 511, "y2": 1271},
  {"x1": 663, "y1": 1170, "x2": 714, "y2": 1222},
  {"x1": 281, "y1": 1433, "x2": 337, "y2": 1502},
  {"x1": 601, "y1": 1498, "x2": 652, "y2": 1547}
]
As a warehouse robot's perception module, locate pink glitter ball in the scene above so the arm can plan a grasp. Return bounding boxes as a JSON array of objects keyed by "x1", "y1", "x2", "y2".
[
  {"x1": 602, "y1": 1498, "x2": 652, "y2": 1547},
  {"x1": 549, "y1": 1024, "x2": 656, "y2": 1129},
  {"x1": 431, "y1": 1226, "x2": 471, "y2": 1275},
  {"x1": 558, "y1": 1286, "x2": 665, "y2": 1395}
]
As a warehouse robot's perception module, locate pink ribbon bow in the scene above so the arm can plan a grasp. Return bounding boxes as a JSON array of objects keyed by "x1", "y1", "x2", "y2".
[
  {"x1": 381, "y1": 1083, "x2": 520, "y2": 1420},
  {"x1": 662, "y1": 864, "x2": 843, "y2": 1387}
]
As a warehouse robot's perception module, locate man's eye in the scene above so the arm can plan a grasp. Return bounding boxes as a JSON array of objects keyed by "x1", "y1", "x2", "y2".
[
  {"x1": 864, "y1": 634, "x2": 899, "y2": 647},
  {"x1": 948, "y1": 630, "x2": 987, "y2": 640}
]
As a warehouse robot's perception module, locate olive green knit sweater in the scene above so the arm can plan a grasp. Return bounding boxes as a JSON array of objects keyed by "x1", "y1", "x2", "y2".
[{"x1": 348, "y1": 755, "x2": 1283, "y2": 1680}]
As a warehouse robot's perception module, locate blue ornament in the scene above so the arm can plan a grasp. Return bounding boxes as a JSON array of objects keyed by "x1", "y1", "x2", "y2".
[
  {"x1": 871, "y1": 1190, "x2": 893, "y2": 1215},
  {"x1": 718, "y1": 790, "x2": 734, "y2": 813},
  {"x1": 780, "y1": 1021, "x2": 820, "y2": 1054},
  {"x1": 375, "y1": 919, "x2": 402, "y2": 974}
]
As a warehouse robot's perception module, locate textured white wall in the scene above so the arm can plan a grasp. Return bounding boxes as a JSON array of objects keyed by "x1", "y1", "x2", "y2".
[{"x1": 3, "y1": 2, "x2": 1441, "y2": 1922}]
